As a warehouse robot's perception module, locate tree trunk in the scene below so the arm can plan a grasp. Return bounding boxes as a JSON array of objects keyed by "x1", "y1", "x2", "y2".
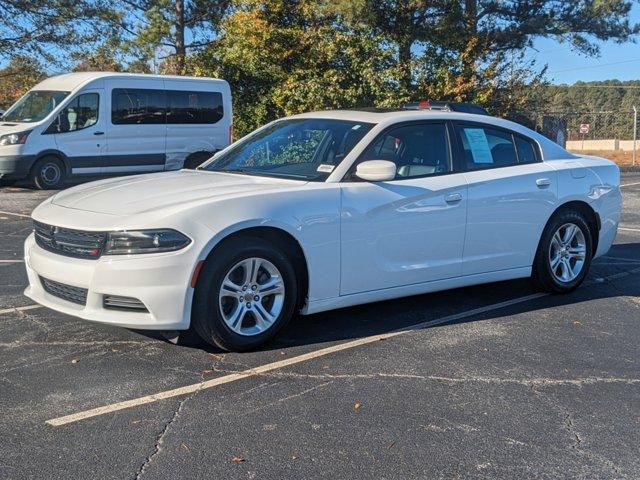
[
  {"x1": 398, "y1": 36, "x2": 413, "y2": 93},
  {"x1": 175, "y1": 0, "x2": 186, "y2": 74}
]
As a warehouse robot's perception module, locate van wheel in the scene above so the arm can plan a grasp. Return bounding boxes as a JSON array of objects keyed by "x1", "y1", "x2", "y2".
[
  {"x1": 191, "y1": 236, "x2": 298, "y2": 352},
  {"x1": 30, "y1": 156, "x2": 65, "y2": 189},
  {"x1": 183, "y1": 151, "x2": 212, "y2": 169},
  {"x1": 531, "y1": 210, "x2": 593, "y2": 293}
]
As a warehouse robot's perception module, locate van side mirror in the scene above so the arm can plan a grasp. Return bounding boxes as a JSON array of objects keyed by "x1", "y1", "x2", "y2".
[{"x1": 355, "y1": 160, "x2": 396, "y2": 182}]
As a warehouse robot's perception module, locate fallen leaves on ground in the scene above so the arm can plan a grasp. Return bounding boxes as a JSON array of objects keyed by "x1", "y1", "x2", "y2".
[
  {"x1": 354, "y1": 401, "x2": 361, "y2": 410},
  {"x1": 231, "y1": 455, "x2": 245, "y2": 464}
]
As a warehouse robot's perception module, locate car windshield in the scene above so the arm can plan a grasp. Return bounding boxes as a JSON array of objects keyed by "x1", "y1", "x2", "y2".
[
  {"x1": 2, "y1": 90, "x2": 70, "y2": 123},
  {"x1": 203, "y1": 118, "x2": 374, "y2": 181}
]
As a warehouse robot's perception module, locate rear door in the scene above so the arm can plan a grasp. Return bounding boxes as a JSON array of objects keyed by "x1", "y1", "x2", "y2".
[
  {"x1": 105, "y1": 80, "x2": 167, "y2": 174},
  {"x1": 453, "y1": 121, "x2": 558, "y2": 275}
]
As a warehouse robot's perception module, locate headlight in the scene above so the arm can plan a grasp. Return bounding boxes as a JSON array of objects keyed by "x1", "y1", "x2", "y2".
[
  {"x1": 0, "y1": 130, "x2": 31, "y2": 146},
  {"x1": 104, "y1": 229, "x2": 191, "y2": 255}
]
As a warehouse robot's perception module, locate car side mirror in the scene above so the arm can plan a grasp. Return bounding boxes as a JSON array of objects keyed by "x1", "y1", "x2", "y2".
[{"x1": 355, "y1": 160, "x2": 396, "y2": 182}]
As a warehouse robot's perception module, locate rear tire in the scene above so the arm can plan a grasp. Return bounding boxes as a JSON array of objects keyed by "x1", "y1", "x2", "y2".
[
  {"x1": 30, "y1": 156, "x2": 65, "y2": 190},
  {"x1": 183, "y1": 151, "x2": 212, "y2": 169},
  {"x1": 191, "y1": 236, "x2": 298, "y2": 352},
  {"x1": 531, "y1": 210, "x2": 593, "y2": 293}
]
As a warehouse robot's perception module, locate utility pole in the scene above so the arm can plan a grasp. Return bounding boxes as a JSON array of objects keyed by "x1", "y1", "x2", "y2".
[{"x1": 633, "y1": 106, "x2": 637, "y2": 166}]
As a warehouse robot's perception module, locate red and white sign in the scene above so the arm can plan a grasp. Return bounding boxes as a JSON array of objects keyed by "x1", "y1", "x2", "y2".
[{"x1": 580, "y1": 124, "x2": 590, "y2": 134}]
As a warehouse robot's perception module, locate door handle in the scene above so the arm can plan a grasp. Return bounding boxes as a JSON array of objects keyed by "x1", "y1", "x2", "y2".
[
  {"x1": 93, "y1": 131, "x2": 105, "y2": 136},
  {"x1": 536, "y1": 178, "x2": 551, "y2": 187},
  {"x1": 444, "y1": 193, "x2": 463, "y2": 204}
]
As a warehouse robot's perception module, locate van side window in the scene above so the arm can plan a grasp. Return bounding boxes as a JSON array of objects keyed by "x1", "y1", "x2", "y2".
[
  {"x1": 46, "y1": 93, "x2": 99, "y2": 134},
  {"x1": 112, "y1": 89, "x2": 166, "y2": 125},
  {"x1": 456, "y1": 125, "x2": 518, "y2": 170},
  {"x1": 166, "y1": 91, "x2": 223, "y2": 124}
]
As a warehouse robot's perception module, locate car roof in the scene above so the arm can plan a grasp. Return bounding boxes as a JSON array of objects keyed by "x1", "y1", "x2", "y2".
[{"x1": 289, "y1": 109, "x2": 574, "y2": 161}]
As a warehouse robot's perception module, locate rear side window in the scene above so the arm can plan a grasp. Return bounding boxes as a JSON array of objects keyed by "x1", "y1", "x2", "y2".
[
  {"x1": 112, "y1": 88, "x2": 166, "y2": 125},
  {"x1": 166, "y1": 90, "x2": 223, "y2": 124},
  {"x1": 514, "y1": 135, "x2": 539, "y2": 164},
  {"x1": 456, "y1": 125, "x2": 518, "y2": 170}
]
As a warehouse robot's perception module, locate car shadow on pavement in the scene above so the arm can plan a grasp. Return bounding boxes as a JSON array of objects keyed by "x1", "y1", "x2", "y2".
[{"x1": 135, "y1": 241, "x2": 640, "y2": 354}]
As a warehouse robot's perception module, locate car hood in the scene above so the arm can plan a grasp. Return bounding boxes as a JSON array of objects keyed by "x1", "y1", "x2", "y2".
[{"x1": 51, "y1": 170, "x2": 307, "y2": 215}]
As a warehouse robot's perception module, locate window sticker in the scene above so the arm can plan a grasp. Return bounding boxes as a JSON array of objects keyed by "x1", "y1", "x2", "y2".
[
  {"x1": 317, "y1": 164, "x2": 335, "y2": 173},
  {"x1": 463, "y1": 128, "x2": 493, "y2": 164}
]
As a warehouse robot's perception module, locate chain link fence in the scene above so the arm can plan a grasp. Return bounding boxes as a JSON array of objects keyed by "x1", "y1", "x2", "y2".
[{"x1": 507, "y1": 109, "x2": 638, "y2": 165}]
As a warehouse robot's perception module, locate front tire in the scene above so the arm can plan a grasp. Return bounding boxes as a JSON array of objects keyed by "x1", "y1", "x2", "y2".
[
  {"x1": 30, "y1": 156, "x2": 65, "y2": 190},
  {"x1": 532, "y1": 210, "x2": 593, "y2": 293},
  {"x1": 191, "y1": 236, "x2": 298, "y2": 352}
]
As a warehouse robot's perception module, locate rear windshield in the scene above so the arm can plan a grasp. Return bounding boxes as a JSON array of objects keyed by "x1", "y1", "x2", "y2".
[{"x1": 2, "y1": 90, "x2": 70, "y2": 123}]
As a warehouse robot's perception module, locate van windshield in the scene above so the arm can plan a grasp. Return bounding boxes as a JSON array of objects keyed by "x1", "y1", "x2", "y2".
[
  {"x1": 202, "y1": 118, "x2": 374, "y2": 181},
  {"x1": 2, "y1": 90, "x2": 70, "y2": 123}
]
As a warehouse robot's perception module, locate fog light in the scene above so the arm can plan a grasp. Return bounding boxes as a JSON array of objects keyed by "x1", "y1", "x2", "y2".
[{"x1": 103, "y1": 295, "x2": 148, "y2": 312}]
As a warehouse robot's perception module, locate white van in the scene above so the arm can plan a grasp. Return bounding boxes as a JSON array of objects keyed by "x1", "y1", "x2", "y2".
[{"x1": 0, "y1": 72, "x2": 232, "y2": 189}]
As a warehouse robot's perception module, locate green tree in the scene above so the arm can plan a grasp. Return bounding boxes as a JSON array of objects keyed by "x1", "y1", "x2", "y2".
[
  {"x1": 0, "y1": 0, "x2": 119, "y2": 65},
  {"x1": 117, "y1": 0, "x2": 230, "y2": 74},
  {"x1": 0, "y1": 56, "x2": 45, "y2": 110},
  {"x1": 196, "y1": 0, "x2": 397, "y2": 135}
]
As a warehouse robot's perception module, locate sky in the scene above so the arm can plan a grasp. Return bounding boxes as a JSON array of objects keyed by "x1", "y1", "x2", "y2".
[{"x1": 526, "y1": 3, "x2": 640, "y2": 84}]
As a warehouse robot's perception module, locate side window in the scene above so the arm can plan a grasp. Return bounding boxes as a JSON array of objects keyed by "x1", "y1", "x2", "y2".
[
  {"x1": 111, "y1": 88, "x2": 166, "y2": 125},
  {"x1": 359, "y1": 123, "x2": 451, "y2": 179},
  {"x1": 514, "y1": 135, "x2": 539, "y2": 164},
  {"x1": 46, "y1": 93, "x2": 99, "y2": 134},
  {"x1": 166, "y1": 91, "x2": 223, "y2": 124},
  {"x1": 456, "y1": 125, "x2": 518, "y2": 170}
]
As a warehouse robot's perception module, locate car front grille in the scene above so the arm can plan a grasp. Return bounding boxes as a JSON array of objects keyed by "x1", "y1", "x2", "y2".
[
  {"x1": 40, "y1": 277, "x2": 88, "y2": 306},
  {"x1": 34, "y1": 221, "x2": 106, "y2": 259}
]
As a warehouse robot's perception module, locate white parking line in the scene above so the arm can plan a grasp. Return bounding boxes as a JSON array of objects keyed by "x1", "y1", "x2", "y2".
[
  {"x1": 0, "y1": 304, "x2": 42, "y2": 315},
  {"x1": 621, "y1": 181, "x2": 640, "y2": 188},
  {"x1": 0, "y1": 259, "x2": 24, "y2": 264},
  {"x1": 46, "y1": 292, "x2": 547, "y2": 427},
  {"x1": 601, "y1": 255, "x2": 640, "y2": 263},
  {"x1": 46, "y1": 262, "x2": 640, "y2": 427},
  {"x1": 0, "y1": 210, "x2": 30, "y2": 219},
  {"x1": 618, "y1": 227, "x2": 640, "y2": 233}
]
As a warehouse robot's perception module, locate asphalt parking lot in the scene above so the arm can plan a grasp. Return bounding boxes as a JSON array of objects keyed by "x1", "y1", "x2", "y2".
[{"x1": 1, "y1": 174, "x2": 639, "y2": 480}]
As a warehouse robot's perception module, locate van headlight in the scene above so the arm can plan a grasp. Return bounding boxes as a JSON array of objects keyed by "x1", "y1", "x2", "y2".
[
  {"x1": 104, "y1": 229, "x2": 191, "y2": 255},
  {"x1": 0, "y1": 130, "x2": 31, "y2": 146}
]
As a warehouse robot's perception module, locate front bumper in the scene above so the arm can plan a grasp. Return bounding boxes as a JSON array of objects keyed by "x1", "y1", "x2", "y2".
[
  {"x1": 0, "y1": 154, "x2": 36, "y2": 179},
  {"x1": 23, "y1": 233, "x2": 196, "y2": 330}
]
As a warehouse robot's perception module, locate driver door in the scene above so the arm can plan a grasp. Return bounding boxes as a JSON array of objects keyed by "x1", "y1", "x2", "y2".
[
  {"x1": 49, "y1": 90, "x2": 107, "y2": 174},
  {"x1": 339, "y1": 121, "x2": 468, "y2": 295}
]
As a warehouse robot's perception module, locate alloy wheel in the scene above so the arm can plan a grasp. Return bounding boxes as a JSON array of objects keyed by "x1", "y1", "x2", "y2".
[
  {"x1": 218, "y1": 257, "x2": 285, "y2": 336},
  {"x1": 548, "y1": 222, "x2": 587, "y2": 283}
]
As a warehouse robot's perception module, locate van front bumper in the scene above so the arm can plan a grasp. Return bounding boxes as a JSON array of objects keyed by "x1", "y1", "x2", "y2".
[
  {"x1": 23, "y1": 233, "x2": 195, "y2": 330},
  {"x1": 0, "y1": 154, "x2": 36, "y2": 179}
]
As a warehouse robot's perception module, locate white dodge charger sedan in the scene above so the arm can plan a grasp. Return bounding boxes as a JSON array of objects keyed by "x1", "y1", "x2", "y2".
[{"x1": 24, "y1": 109, "x2": 621, "y2": 351}]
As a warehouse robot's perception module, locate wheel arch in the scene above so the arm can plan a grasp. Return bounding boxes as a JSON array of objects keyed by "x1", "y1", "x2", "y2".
[
  {"x1": 542, "y1": 200, "x2": 601, "y2": 256},
  {"x1": 33, "y1": 150, "x2": 71, "y2": 175},
  {"x1": 194, "y1": 223, "x2": 310, "y2": 312}
]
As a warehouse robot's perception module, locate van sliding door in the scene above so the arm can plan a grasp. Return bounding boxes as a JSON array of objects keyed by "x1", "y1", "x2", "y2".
[{"x1": 104, "y1": 79, "x2": 167, "y2": 174}]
